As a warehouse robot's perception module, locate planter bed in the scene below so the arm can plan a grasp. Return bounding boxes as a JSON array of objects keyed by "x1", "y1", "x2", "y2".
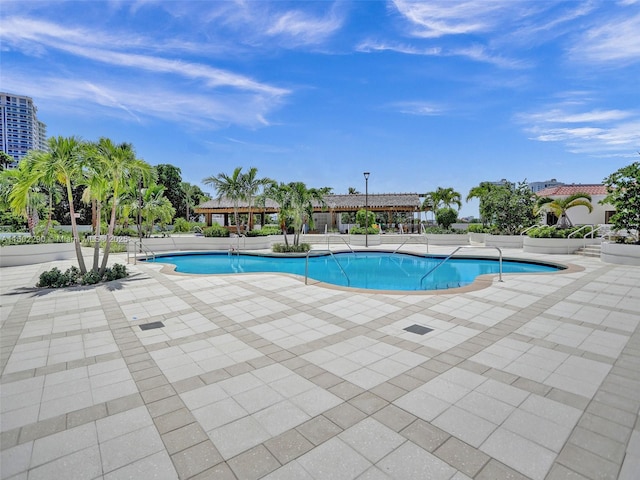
[{"x1": 601, "y1": 242, "x2": 640, "y2": 266}]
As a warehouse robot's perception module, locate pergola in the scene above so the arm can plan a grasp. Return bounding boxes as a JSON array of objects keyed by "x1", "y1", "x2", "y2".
[{"x1": 194, "y1": 193, "x2": 422, "y2": 231}]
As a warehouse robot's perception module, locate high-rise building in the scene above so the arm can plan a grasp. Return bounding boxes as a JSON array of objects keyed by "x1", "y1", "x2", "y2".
[
  {"x1": 0, "y1": 92, "x2": 48, "y2": 168},
  {"x1": 529, "y1": 179, "x2": 564, "y2": 193}
]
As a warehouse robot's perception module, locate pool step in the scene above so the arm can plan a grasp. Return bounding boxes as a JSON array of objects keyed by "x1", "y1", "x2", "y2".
[{"x1": 575, "y1": 245, "x2": 601, "y2": 257}]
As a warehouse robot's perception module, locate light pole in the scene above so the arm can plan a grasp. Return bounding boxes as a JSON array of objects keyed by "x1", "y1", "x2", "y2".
[{"x1": 364, "y1": 172, "x2": 370, "y2": 247}]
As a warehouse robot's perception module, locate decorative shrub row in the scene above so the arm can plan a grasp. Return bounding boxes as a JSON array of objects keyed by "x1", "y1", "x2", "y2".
[
  {"x1": 246, "y1": 226, "x2": 281, "y2": 236},
  {"x1": 349, "y1": 226, "x2": 379, "y2": 234},
  {"x1": 37, "y1": 264, "x2": 128, "y2": 288},
  {"x1": 526, "y1": 225, "x2": 595, "y2": 238},
  {"x1": 272, "y1": 243, "x2": 311, "y2": 253},
  {"x1": 203, "y1": 224, "x2": 230, "y2": 237}
]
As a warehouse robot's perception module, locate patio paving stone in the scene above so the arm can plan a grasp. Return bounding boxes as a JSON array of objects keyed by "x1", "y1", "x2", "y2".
[{"x1": 1, "y1": 249, "x2": 639, "y2": 479}]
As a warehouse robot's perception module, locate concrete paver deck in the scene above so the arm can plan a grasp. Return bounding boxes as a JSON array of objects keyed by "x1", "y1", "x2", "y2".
[{"x1": 1, "y1": 247, "x2": 639, "y2": 479}]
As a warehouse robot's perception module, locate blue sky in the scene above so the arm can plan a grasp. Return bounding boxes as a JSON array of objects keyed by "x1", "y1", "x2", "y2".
[{"x1": 2, "y1": 0, "x2": 639, "y2": 217}]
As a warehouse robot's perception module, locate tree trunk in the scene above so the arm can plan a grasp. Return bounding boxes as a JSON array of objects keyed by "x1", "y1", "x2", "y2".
[
  {"x1": 93, "y1": 202, "x2": 101, "y2": 272},
  {"x1": 99, "y1": 199, "x2": 117, "y2": 276},
  {"x1": 66, "y1": 180, "x2": 87, "y2": 274}
]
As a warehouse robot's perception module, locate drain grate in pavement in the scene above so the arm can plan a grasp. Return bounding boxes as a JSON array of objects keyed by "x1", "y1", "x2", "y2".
[
  {"x1": 139, "y1": 321, "x2": 165, "y2": 331},
  {"x1": 403, "y1": 324, "x2": 433, "y2": 335}
]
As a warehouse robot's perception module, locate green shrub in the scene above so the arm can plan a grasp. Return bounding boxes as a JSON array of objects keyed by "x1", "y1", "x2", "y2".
[
  {"x1": 36, "y1": 263, "x2": 127, "y2": 288},
  {"x1": 114, "y1": 227, "x2": 138, "y2": 237},
  {"x1": 103, "y1": 264, "x2": 128, "y2": 281},
  {"x1": 203, "y1": 224, "x2": 230, "y2": 237},
  {"x1": 81, "y1": 270, "x2": 102, "y2": 285},
  {"x1": 421, "y1": 226, "x2": 466, "y2": 234},
  {"x1": 349, "y1": 226, "x2": 379, "y2": 234},
  {"x1": 467, "y1": 224, "x2": 486, "y2": 233},
  {"x1": 436, "y1": 207, "x2": 458, "y2": 229},
  {"x1": 355, "y1": 209, "x2": 376, "y2": 228},
  {"x1": 272, "y1": 243, "x2": 311, "y2": 253},
  {"x1": 246, "y1": 226, "x2": 281, "y2": 236},
  {"x1": 172, "y1": 218, "x2": 191, "y2": 233},
  {"x1": 526, "y1": 225, "x2": 594, "y2": 238},
  {"x1": 37, "y1": 266, "x2": 81, "y2": 288}
]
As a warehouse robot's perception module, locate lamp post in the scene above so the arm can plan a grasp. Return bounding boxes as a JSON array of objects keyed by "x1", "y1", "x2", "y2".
[{"x1": 364, "y1": 172, "x2": 370, "y2": 247}]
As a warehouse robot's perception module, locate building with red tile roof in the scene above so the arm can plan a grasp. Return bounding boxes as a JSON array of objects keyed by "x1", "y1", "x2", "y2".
[
  {"x1": 536, "y1": 184, "x2": 614, "y2": 226},
  {"x1": 536, "y1": 184, "x2": 608, "y2": 197}
]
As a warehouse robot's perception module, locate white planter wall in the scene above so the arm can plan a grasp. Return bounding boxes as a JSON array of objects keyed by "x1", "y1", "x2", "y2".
[
  {"x1": 523, "y1": 237, "x2": 599, "y2": 254},
  {"x1": 468, "y1": 233, "x2": 523, "y2": 248},
  {"x1": 348, "y1": 235, "x2": 382, "y2": 246},
  {"x1": 601, "y1": 242, "x2": 640, "y2": 266},
  {"x1": 1, "y1": 243, "x2": 76, "y2": 267},
  {"x1": 140, "y1": 235, "x2": 277, "y2": 252}
]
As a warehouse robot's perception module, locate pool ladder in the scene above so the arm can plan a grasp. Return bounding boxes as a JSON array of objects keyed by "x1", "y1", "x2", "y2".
[
  {"x1": 305, "y1": 249, "x2": 350, "y2": 287},
  {"x1": 420, "y1": 246, "x2": 503, "y2": 289}
]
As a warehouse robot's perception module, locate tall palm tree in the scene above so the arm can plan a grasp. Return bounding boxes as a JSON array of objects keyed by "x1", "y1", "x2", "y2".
[
  {"x1": 466, "y1": 182, "x2": 501, "y2": 226},
  {"x1": 181, "y1": 182, "x2": 197, "y2": 220},
  {"x1": 264, "y1": 182, "x2": 293, "y2": 246},
  {"x1": 140, "y1": 184, "x2": 175, "y2": 237},
  {"x1": 203, "y1": 167, "x2": 245, "y2": 235},
  {"x1": 6, "y1": 157, "x2": 46, "y2": 235},
  {"x1": 536, "y1": 193, "x2": 593, "y2": 228},
  {"x1": 285, "y1": 182, "x2": 331, "y2": 246},
  {"x1": 94, "y1": 138, "x2": 151, "y2": 275},
  {"x1": 422, "y1": 193, "x2": 435, "y2": 222},
  {"x1": 19, "y1": 136, "x2": 89, "y2": 272},
  {"x1": 82, "y1": 170, "x2": 110, "y2": 272},
  {"x1": 242, "y1": 167, "x2": 273, "y2": 230},
  {"x1": 430, "y1": 187, "x2": 462, "y2": 210}
]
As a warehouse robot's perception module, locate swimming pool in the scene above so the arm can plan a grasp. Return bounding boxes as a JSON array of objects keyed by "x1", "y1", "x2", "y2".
[{"x1": 146, "y1": 251, "x2": 563, "y2": 291}]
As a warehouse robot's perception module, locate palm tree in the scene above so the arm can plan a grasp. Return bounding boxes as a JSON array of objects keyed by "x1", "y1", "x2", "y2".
[
  {"x1": 536, "y1": 193, "x2": 593, "y2": 228},
  {"x1": 430, "y1": 187, "x2": 462, "y2": 210},
  {"x1": 466, "y1": 182, "x2": 501, "y2": 227},
  {"x1": 16, "y1": 136, "x2": 89, "y2": 272},
  {"x1": 264, "y1": 182, "x2": 293, "y2": 246},
  {"x1": 94, "y1": 138, "x2": 151, "y2": 275},
  {"x1": 348, "y1": 187, "x2": 360, "y2": 194},
  {"x1": 82, "y1": 159, "x2": 111, "y2": 272},
  {"x1": 242, "y1": 167, "x2": 273, "y2": 230},
  {"x1": 285, "y1": 182, "x2": 331, "y2": 246},
  {"x1": 422, "y1": 193, "x2": 435, "y2": 223},
  {"x1": 140, "y1": 184, "x2": 175, "y2": 237},
  {"x1": 203, "y1": 167, "x2": 245, "y2": 235},
  {"x1": 181, "y1": 182, "x2": 197, "y2": 221},
  {"x1": 5, "y1": 157, "x2": 46, "y2": 235}
]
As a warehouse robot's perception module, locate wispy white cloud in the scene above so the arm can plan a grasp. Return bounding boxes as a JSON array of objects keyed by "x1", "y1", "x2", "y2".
[
  {"x1": 265, "y1": 7, "x2": 345, "y2": 46},
  {"x1": 1, "y1": 17, "x2": 285, "y2": 93},
  {"x1": 570, "y1": 11, "x2": 640, "y2": 65},
  {"x1": 3, "y1": 69, "x2": 283, "y2": 129},
  {"x1": 356, "y1": 40, "x2": 441, "y2": 56},
  {"x1": 388, "y1": 101, "x2": 445, "y2": 116},
  {"x1": 519, "y1": 104, "x2": 640, "y2": 156},
  {"x1": 356, "y1": 39, "x2": 523, "y2": 68},
  {"x1": 391, "y1": 0, "x2": 511, "y2": 38}
]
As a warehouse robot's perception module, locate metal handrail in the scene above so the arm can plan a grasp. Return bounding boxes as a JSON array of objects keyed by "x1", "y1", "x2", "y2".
[
  {"x1": 305, "y1": 249, "x2": 350, "y2": 286},
  {"x1": 520, "y1": 225, "x2": 543, "y2": 236},
  {"x1": 393, "y1": 235, "x2": 429, "y2": 254},
  {"x1": 325, "y1": 234, "x2": 355, "y2": 253},
  {"x1": 420, "y1": 245, "x2": 503, "y2": 289},
  {"x1": 229, "y1": 233, "x2": 245, "y2": 255},
  {"x1": 567, "y1": 224, "x2": 593, "y2": 240},
  {"x1": 128, "y1": 238, "x2": 156, "y2": 264}
]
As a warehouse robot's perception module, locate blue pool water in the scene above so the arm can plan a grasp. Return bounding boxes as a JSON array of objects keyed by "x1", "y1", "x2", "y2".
[{"x1": 147, "y1": 251, "x2": 562, "y2": 291}]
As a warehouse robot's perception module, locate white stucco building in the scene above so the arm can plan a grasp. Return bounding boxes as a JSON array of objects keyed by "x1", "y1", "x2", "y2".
[{"x1": 536, "y1": 184, "x2": 614, "y2": 226}]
